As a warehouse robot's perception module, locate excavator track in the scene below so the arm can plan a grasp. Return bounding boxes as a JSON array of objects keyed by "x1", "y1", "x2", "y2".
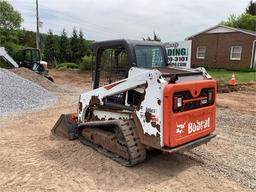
[{"x1": 77, "y1": 120, "x2": 146, "y2": 166}]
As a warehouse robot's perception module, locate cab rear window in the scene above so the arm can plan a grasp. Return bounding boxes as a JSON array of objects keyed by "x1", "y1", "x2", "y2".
[{"x1": 135, "y1": 46, "x2": 164, "y2": 68}]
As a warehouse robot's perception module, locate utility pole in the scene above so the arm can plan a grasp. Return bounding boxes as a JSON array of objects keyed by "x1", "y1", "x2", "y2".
[{"x1": 36, "y1": 0, "x2": 40, "y2": 49}]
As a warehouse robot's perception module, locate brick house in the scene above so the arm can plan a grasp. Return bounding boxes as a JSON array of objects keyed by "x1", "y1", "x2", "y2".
[{"x1": 187, "y1": 25, "x2": 256, "y2": 69}]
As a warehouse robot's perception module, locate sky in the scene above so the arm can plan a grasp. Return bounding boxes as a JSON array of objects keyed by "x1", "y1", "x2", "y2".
[{"x1": 9, "y1": 0, "x2": 249, "y2": 42}]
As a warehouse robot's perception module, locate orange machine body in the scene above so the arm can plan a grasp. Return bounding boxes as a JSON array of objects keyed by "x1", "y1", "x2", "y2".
[{"x1": 163, "y1": 80, "x2": 216, "y2": 148}]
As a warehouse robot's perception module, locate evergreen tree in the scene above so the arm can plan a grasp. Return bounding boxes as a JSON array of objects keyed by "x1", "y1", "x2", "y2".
[
  {"x1": 59, "y1": 28, "x2": 71, "y2": 62},
  {"x1": 70, "y1": 27, "x2": 80, "y2": 63},
  {"x1": 246, "y1": 0, "x2": 256, "y2": 16},
  {"x1": 44, "y1": 29, "x2": 59, "y2": 67},
  {"x1": 78, "y1": 29, "x2": 87, "y2": 58}
]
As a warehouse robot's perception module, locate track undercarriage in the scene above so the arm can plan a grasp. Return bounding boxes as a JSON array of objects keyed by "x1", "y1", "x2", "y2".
[{"x1": 78, "y1": 120, "x2": 146, "y2": 166}]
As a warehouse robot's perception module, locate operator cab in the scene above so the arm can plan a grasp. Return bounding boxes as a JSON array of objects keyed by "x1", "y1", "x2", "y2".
[
  {"x1": 19, "y1": 48, "x2": 44, "y2": 72},
  {"x1": 18, "y1": 48, "x2": 53, "y2": 81},
  {"x1": 91, "y1": 39, "x2": 204, "y2": 90},
  {"x1": 91, "y1": 39, "x2": 168, "y2": 89},
  {"x1": 91, "y1": 39, "x2": 208, "y2": 108}
]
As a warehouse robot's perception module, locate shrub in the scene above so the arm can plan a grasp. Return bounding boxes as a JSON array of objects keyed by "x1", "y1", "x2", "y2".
[
  {"x1": 56, "y1": 62, "x2": 79, "y2": 70},
  {"x1": 79, "y1": 55, "x2": 94, "y2": 71}
]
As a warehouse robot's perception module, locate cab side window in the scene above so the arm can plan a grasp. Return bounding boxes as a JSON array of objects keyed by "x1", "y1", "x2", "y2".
[{"x1": 99, "y1": 47, "x2": 128, "y2": 87}]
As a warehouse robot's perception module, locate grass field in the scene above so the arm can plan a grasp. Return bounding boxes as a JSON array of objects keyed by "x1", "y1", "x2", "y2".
[{"x1": 207, "y1": 69, "x2": 256, "y2": 83}]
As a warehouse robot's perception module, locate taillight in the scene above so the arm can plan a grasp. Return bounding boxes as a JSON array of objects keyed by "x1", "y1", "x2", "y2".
[
  {"x1": 208, "y1": 90, "x2": 213, "y2": 104},
  {"x1": 200, "y1": 98, "x2": 207, "y2": 105},
  {"x1": 177, "y1": 97, "x2": 182, "y2": 108},
  {"x1": 174, "y1": 96, "x2": 183, "y2": 110}
]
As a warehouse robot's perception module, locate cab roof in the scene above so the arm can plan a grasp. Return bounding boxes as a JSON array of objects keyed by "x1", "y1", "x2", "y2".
[{"x1": 91, "y1": 39, "x2": 164, "y2": 52}]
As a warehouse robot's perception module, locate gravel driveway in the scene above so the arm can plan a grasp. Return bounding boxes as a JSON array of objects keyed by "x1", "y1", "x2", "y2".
[{"x1": 187, "y1": 107, "x2": 256, "y2": 190}]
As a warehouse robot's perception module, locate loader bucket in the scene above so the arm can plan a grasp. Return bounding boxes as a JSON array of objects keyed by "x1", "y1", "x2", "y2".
[{"x1": 51, "y1": 114, "x2": 78, "y2": 140}]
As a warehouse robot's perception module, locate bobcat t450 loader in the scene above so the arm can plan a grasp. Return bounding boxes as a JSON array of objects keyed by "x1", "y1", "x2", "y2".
[{"x1": 52, "y1": 39, "x2": 216, "y2": 166}]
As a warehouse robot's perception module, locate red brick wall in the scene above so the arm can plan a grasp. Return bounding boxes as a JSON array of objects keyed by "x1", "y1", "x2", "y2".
[{"x1": 190, "y1": 32, "x2": 256, "y2": 69}]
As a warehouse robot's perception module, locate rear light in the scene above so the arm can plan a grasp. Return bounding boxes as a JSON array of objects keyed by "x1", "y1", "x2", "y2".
[
  {"x1": 174, "y1": 96, "x2": 183, "y2": 110},
  {"x1": 200, "y1": 99, "x2": 207, "y2": 105},
  {"x1": 208, "y1": 90, "x2": 213, "y2": 104},
  {"x1": 177, "y1": 97, "x2": 182, "y2": 108}
]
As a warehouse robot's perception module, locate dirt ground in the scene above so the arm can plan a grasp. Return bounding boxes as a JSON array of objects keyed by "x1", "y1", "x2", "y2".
[
  {"x1": 0, "y1": 69, "x2": 255, "y2": 192},
  {"x1": 217, "y1": 83, "x2": 256, "y2": 114}
]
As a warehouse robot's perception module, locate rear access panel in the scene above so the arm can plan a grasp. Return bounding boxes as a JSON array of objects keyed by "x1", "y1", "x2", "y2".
[{"x1": 163, "y1": 80, "x2": 216, "y2": 148}]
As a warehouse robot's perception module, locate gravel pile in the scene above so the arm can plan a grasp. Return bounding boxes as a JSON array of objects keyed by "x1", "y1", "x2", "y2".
[
  {"x1": 11, "y1": 67, "x2": 66, "y2": 93},
  {"x1": 0, "y1": 68, "x2": 57, "y2": 114}
]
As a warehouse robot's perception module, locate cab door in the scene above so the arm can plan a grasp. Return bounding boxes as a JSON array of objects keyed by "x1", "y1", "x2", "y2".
[
  {"x1": 94, "y1": 47, "x2": 129, "y2": 105},
  {"x1": 97, "y1": 47, "x2": 129, "y2": 88}
]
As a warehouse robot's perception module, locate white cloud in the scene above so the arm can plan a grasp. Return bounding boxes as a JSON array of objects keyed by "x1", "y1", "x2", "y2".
[{"x1": 10, "y1": 0, "x2": 249, "y2": 42}]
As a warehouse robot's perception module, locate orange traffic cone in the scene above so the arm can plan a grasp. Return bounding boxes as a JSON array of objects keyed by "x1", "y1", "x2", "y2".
[{"x1": 229, "y1": 72, "x2": 236, "y2": 86}]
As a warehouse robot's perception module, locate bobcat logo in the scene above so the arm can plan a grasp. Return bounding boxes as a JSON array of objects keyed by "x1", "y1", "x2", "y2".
[
  {"x1": 188, "y1": 118, "x2": 210, "y2": 134},
  {"x1": 176, "y1": 123, "x2": 186, "y2": 134}
]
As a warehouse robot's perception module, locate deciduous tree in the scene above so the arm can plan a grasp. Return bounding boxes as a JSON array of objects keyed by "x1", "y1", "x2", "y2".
[
  {"x1": 222, "y1": 1, "x2": 256, "y2": 31},
  {"x1": 222, "y1": 13, "x2": 256, "y2": 31},
  {"x1": 0, "y1": 0, "x2": 22, "y2": 46}
]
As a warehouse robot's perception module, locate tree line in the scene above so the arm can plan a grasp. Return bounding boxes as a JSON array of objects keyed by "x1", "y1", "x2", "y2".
[
  {"x1": 43, "y1": 28, "x2": 91, "y2": 67},
  {"x1": 1, "y1": 0, "x2": 256, "y2": 70},
  {"x1": 0, "y1": 0, "x2": 92, "y2": 69}
]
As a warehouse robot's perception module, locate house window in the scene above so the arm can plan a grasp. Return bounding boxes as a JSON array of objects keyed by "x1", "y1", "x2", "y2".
[
  {"x1": 230, "y1": 46, "x2": 242, "y2": 60},
  {"x1": 196, "y1": 46, "x2": 206, "y2": 59}
]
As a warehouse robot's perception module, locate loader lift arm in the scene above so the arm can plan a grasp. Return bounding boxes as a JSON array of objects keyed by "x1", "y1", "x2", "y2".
[{"x1": 78, "y1": 67, "x2": 163, "y2": 122}]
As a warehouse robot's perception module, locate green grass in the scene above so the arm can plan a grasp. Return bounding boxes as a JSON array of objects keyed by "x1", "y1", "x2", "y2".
[{"x1": 207, "y1": 69, "x2": 256, "y2": 83}]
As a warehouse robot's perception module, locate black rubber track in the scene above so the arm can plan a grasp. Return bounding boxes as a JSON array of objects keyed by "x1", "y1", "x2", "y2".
[{"x1": 77, "y1": 120, "x2": 146, "y2": 166}]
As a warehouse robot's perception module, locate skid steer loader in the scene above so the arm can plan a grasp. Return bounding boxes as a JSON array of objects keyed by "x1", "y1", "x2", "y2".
[
  {"x1": 52, "y1": 39, "x2": 216, "y2": 166},
  {"x1": 0, "y1": 47, "x2": 53, "y2": 81}
]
